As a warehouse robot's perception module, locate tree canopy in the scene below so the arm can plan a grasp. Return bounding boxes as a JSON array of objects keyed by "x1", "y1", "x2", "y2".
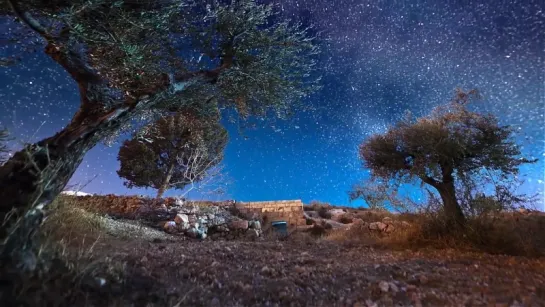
[
  {"x1": 2, "y1": 0, "x2": 321, "y2": 124},
  {"x1": 117, "y1": 111, "x2": 228, "y2": 198},
  {"x1": 356, "y1": 89, "x2": 536, "y2": 225}
]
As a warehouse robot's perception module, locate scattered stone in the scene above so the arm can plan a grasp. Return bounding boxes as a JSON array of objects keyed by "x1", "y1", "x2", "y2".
[
  {"x1": 378, "y1": 281, "x2": 390, "y2": 292},
  {"x1": 178, "y1": 221, "x2": 190, "y2": 231},
  {"x1": 418, "y1": 275, "x2": 429, "y2": 285},
  {"x1": 294, "y1": 265, "x2": 305, "y2": 274},
  {"x1": 186, "y1": 227, "x2": 199, "y2": 238},
  {"x1": 246, "y1": 228, "x2": 260, "y2": 239},
  {"x1": 369, "y1": 222, "x2": 388, "y2": 231},
  {"x1": 163, "y1": 221, "x2": 177, "y2": 233},
  {"x1": 365, "y1": 300, "x2": 378, "y2": 307},
  {"x1": 388, "y1": 282, "x2": 399, "y2": 293},
  {"x1": 174, "y1": 213, "x2": 189, "y2": 224},
  {"x1": 329, "y1": 208, "x2": 345, "y2": 216},
  {"x1": 229, "y1": 219, "x2": 249, "y2": 230},
  {"x1": 249, "y1": 220, "x2": 262, "y2": 230},
  {"x1": 261, "y1": 266, "x2": 270, "y2": 274},
  {"x1": 384, "y1": 224, "x2": 395, "y2": 233}
]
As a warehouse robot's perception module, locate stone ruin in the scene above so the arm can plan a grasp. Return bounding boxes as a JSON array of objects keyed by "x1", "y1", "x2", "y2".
[{"x1": 63, "y1": 194, "x2": 307, "y2": 240}]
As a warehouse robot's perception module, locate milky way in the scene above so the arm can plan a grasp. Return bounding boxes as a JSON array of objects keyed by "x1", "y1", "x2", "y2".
[{"x1": 0, "y1": 0, "x2": 544, "y2": 209}]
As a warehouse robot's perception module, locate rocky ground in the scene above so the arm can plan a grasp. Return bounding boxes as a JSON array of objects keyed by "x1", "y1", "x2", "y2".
[
  {"x1": 74, "y1": 233, "x2": 545, "y2": 307},
  {"x1": 4, "y1": 195, "x2": 544, "y2": 307}
]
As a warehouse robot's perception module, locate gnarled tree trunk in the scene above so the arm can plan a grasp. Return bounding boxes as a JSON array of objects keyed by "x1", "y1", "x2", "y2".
[
  {"x1": 0, "y1": 0, "x2": 232, "y2": 271},
  {"x1": 0, "y1": 99, "x2": 137, "y2": 270},
  {"x1": 156, "y1": 164, "x2": 175, "y2": 199},
  {"x1": 420, "y1": 165, "x2": 466, "y2": 229},
  {"x1": 436, "y1": 180, "x2": 466, "y2": 228}
]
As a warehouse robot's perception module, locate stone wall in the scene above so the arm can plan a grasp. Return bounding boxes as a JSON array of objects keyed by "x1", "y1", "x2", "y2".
[{"x1": 235, "y1": 200, "x2": 306, "y2": 227}]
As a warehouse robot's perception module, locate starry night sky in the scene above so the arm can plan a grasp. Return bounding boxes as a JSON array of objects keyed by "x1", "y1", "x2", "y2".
[{"x1": 1, "y1": 0, "x2": 544, "y2": 209}]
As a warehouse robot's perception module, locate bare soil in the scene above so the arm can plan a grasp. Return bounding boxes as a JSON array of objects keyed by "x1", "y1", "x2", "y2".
[{"x1": 72, "y1": 233, "x2": 545, "y2": 307}]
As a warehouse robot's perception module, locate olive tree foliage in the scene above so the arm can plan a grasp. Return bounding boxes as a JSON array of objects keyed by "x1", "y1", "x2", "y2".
[
  {"x1": 351, "y1": 89, "x2": 537, "y2": 226},
  {"x1": 0, "y1": 0, "x2": 321, "y2": 270},
  {"x1": 117, "y1": 111, "x2": 228, "y2": 199}
]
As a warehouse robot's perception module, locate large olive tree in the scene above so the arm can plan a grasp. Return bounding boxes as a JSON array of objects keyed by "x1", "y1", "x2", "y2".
[
  {"x1": 356, "y1": 89, "x2": 536, "y2": 227},
  {"x1": 0, "y1": 0, "x2": 320, "y2": 268}
]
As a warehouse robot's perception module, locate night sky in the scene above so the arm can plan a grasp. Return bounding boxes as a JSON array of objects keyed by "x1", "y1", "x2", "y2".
[{"x1": 1, "y1": 0, "x2": 544, "y2": 209}]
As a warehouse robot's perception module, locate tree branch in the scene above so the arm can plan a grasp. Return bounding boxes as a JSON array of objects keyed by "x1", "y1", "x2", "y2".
[
  {"x1": 420, "y1": 176, "x2": 440, "y2": 187},
  {"x1": 8, "y1": 0, "x2": 54, "y2": 42}
]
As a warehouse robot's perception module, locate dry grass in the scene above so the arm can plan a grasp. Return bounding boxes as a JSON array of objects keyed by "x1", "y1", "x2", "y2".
[
  {"x1": 43, "y1": 195, "x2": 173, "y2": 243},
  {"x1": 0, "y1": 195, "x2": 184, "y2": 306},
  {"x1": 324, "y1": 211, "x2": 545, "y2": 257}
]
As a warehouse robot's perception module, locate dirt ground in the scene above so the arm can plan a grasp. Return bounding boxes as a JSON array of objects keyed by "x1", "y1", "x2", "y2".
[
  {"x1": 64, "y1": 232, "x2": 545, "y2": 307},
  {"x1": 3, "y1": 196, "x2": 544, "y2": 307}
]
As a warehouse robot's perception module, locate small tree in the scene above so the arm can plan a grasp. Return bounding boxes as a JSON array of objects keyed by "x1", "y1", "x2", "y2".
[
  {"x1": 356, "y1": 89, "x2": 536, "y2": 227},
  {"x1": 117, "y1": 111, "x2": 228, "y2": 199}
]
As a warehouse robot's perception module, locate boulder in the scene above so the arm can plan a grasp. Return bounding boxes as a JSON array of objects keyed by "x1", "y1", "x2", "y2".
[
  {"x1": 328, "y1": 208, "x2": 346, "y2": 216},
  {"x1": 384, "y1": 224, "x2": 395, "y2": 233},
  {"x1": 209, "y1": 216, "x2": 226, "y2": 226},
  {"x1": 163, "y1": 221, "x2": 177, "y2": 233},
  {"x1": 174, "y1": 213, "x2": 189, "y2": 224},
  {"x1": 228, "y1": 219, "x2": 249, "y2": 230},
  {"x1": 249, "y1": 220, "x2": 262, "y2": 230},
  {"x1": 369, "y1": 221, "x2": 388, "y2": 231}
]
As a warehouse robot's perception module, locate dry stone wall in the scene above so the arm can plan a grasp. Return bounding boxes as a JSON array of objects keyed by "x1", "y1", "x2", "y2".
[{"x1": 235, "y1": 200, "x2": 306, "y2": 227}]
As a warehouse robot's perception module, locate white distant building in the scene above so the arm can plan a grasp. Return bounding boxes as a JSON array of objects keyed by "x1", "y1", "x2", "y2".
[{"x1": 61, "y1": 190, "x2": 92, "y2": 196}]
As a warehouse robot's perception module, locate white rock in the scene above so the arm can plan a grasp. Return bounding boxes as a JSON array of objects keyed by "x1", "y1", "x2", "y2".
[
  {"x1": 249, "y1": 220, "x2": 262, "y2": 230},
  {"x1": 178, "y1": 221, "x2": 190, "y2": 231},
  {"x1": 388, "y1": 282, "x2": 399, "y2": 293},
  {"x1": 378, "y1": 281, "x2": 389, "y2": 292},
  {"x1": 174, "y1": 213, "x2": 189, "y2": 224},
  {"x1": 328, "y1": 208, "x2": 345, "y2": 216}
]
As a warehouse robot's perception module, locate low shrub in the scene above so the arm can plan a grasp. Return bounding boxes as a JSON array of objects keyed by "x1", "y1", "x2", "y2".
[
  {"x1": 376, "y1": 211, "x2": 545, "y2": 257},
  {"x1": 308, "y1": 224, "x2": 327, "y2": 237},
  {"x1": 317, "y1": 207, "x2": 332, "y2": 219},
  {"x1": 338, "y1": 214, "x2": 353, "y2": 224}
]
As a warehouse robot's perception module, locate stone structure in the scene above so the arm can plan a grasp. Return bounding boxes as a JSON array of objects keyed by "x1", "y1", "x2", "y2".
[{"x1": 235, "y1": 200, "x2": 306, "y2": 228}]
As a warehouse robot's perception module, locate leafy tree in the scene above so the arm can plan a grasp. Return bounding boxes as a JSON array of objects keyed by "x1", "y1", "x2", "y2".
[
  {"x1": 355, "y1": 89, "x2": 536, "y2": 227},
  {"x1": 0, "y1": 0, "x2": 321, "y2": 265},
  {"x1": 117, "y1": 111, "x2": 228, "y2": 199}
]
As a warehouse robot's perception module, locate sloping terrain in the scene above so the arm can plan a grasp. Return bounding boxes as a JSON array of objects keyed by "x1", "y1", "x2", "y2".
[{"x1": 2, "y1": 195, "x2": 544, "y2": 307}]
